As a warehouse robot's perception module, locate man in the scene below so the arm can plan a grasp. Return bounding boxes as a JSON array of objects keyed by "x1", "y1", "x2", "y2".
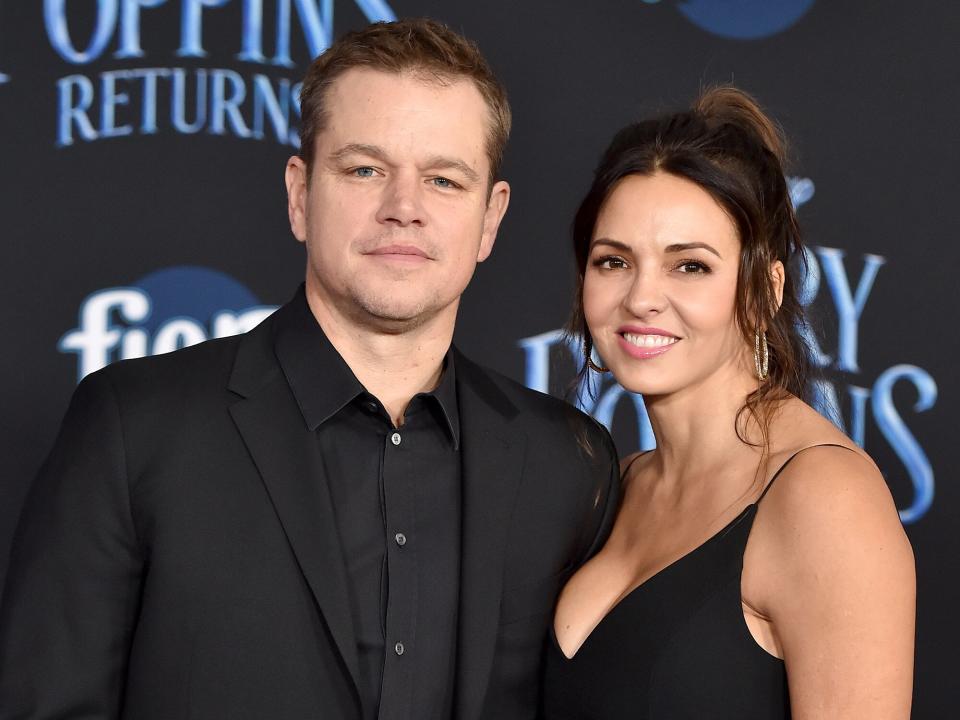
[{"x1": 0, "y1": 19, "x2": 618, "y2": 720}]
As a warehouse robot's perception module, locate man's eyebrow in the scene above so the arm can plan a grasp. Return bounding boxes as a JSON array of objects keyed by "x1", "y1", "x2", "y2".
[
  {"x1": 422, "y1": 155, "x2": 481, "y2": 185},
  {"x1": 664, "y1": 242, "x2": 722, "y2": 259},
  {"x1": 328, "y1": 143, "x2": 390, "y2": 163}
]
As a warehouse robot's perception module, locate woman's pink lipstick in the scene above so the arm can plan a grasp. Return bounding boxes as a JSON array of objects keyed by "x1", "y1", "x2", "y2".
[{"x1": 616, "y1": 326, "x2": 680, "y2": 360}]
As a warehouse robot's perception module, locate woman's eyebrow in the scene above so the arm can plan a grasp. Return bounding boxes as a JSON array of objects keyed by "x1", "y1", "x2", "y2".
[
  {"x1": 664, "y1": 242, "x2": 722, "y2": 259},
  {"x1": 590, "y1": 238, "x2": 632, "y2": 252}
]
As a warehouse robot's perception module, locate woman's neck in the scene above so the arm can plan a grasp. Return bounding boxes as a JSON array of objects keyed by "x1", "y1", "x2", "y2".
[{"x1": 642, "y1": 362, "x2": 766, "y2": 492}]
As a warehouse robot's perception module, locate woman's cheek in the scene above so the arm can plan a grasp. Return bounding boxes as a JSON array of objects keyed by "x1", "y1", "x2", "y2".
[{"x1": 582, "y1": 275, "x2": 618, "y2": 326}]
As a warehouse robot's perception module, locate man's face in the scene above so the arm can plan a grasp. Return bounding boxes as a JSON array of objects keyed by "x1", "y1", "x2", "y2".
[{"x1": 286, "y1": 68, "x2": 510, "y2": 332}]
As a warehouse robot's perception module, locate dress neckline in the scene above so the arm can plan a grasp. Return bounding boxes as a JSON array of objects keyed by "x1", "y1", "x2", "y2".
[
  {"x1": 553, "y1": 444, "x2": 858, "y2": 661},
  {"x1": 551, "y1": 503, "x2": 756, "y2": 661}
]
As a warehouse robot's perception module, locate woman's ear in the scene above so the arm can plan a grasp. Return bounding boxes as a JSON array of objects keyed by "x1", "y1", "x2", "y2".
[{"x1": 771, "y1": 260, "x2": 785, "y2": 312}]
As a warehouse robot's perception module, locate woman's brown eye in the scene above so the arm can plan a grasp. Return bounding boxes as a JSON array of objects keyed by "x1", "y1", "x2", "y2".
[
  {"x1": 592, "y1": 255, "x2": 627, "y2": 270},
  {"x1": 678, "y1": 261, "x2": 709, "y2": 273}
]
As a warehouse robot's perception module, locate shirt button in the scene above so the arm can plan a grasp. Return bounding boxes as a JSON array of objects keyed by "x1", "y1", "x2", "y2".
[
  {"x1": 394, "y1": 641, "x2": 405, "y2": 656},
  {"x1": 365, "y1": 401, "x2": 377, "y2": 412},
  {"x1": 391, "y1": 432, "x2": 402, "y2": 446},
  {"x1": 395, "y1": 532, "x2": 407, "y2": 547}
]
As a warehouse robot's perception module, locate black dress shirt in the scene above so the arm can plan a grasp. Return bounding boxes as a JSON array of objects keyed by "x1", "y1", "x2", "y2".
[{"x1": 275, "y1": 288, "x2": 461, "y2": 720}]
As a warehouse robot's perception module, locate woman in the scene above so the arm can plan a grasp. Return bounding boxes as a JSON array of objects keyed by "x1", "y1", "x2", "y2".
[{"x1": 543, "y1": 88, "x2": 915, "y2": 719}]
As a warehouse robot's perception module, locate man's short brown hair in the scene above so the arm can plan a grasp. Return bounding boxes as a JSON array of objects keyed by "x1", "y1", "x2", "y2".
[{"x1": 298, "y1": 18, "x2": 511, "y2": 184}]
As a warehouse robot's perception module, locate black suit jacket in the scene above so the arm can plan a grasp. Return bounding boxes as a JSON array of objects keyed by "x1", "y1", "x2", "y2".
[{"x1": 0, "y1": 298, "x2": 619, "y2": 720}]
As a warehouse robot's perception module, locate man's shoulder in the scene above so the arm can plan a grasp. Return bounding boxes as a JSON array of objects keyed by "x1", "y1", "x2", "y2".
[
  {"x1": 84, "y1": 317, "x2": 274, "y2": 419},
  {"x1": 456, "y1": 353, "x2": 614, "y2": 459},
  {"x1": 98, "y1": 333, "x2": 244, "y2": 392}
]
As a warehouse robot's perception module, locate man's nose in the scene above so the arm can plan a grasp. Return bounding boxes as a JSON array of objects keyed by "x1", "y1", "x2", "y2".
[{"x1": 376, "y1": 172, "x2": 426, "y2": 227}]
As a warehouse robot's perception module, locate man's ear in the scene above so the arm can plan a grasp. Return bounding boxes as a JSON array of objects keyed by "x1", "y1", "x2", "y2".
[
  {"x1": 285, "y1": 156, "x2": 309, "y2": 243},
  {"x1": 477, "y1": 180, "x2": 511, "y2": 262}
]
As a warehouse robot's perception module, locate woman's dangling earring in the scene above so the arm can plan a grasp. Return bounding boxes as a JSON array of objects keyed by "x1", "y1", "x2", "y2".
[
  {"x1": 584, "y1": 337, "x2": 609, "y2": 373},
  {"x1": 754, "y1": 328, "x2": 769, "y2": 380}
]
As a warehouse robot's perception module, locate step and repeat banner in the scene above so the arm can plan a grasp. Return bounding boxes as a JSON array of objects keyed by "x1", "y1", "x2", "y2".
[{"x1": 1, "y1": 1, "x2": 955, "y2": 715}]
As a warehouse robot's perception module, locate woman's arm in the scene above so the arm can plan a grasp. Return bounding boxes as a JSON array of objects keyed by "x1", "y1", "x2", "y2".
[{"x1": 750, "y1": 445, "x2": 915, "y2": 719}]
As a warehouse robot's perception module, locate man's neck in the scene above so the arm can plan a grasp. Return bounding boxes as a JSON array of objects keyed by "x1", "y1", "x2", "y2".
[{"x1": 304, "y1": 287, "x2": 456, "y2": 427}]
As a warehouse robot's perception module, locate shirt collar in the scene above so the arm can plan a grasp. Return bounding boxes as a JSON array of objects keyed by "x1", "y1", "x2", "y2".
[
  {"x1": 429, "y1": 352, "x2": 460, "y2": 449},
  {"x1": 274, "y1": 285, "x2": 460, "y2": 448}
]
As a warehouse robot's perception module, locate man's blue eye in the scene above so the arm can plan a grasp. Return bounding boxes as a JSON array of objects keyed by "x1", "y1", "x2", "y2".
[
  {"x1": 433, "y1": 177, "x2": 454, "y2": 188},
  {"x1": 354, "y1": 167, "x2": 375, "y2": 177}
]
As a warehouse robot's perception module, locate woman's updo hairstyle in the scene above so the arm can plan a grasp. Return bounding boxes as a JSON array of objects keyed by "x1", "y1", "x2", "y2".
[{"x1": 571, "y1": 86, "x2": 812, "y2": 445}]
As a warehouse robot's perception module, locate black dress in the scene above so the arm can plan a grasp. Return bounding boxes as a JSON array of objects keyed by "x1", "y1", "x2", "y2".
[{"x1": 543, "y1": 446, "x2": 849, "y2": 719}]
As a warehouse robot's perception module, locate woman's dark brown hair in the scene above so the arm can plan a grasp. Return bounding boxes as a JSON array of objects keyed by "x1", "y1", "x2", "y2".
[{"x1": 570, "y1": 86, "x2": 812, "y2": 447}]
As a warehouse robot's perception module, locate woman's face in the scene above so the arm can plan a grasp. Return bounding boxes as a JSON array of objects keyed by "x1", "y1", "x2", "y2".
[{"x1": 583, "y1": 171, "x2": 750, "y2": 397}]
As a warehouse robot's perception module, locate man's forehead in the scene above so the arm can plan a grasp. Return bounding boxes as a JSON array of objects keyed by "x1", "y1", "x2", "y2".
[
  {"x1": 327, "y1": 66, "x2": 481, "y2": 100},
  {"x1": 318, "y1": 68, "x2": 491, "y2": 168},
  {"x1": 325, "y1": 68, "x2": 488, "y2": 130}
]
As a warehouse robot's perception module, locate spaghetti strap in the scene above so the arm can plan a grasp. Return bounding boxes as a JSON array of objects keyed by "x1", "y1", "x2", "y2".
[
  {"x1": 757, "y1": 443, "x2": 858, "y2": 504},
  {"x1": 621, "y1": 449, "x2": 653, "y2": 479}
]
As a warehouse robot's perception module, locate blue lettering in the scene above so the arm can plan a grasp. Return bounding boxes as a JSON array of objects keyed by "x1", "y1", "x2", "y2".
[
  {"x1": 238, "y1": 0, "x2": 266, "y2": 62},
  {"x1": 517, "y1": 328, "x2": 654, "y2": 447},
  {"x1": 61, "y1": 286, "x2": 278, "y2": 379},
  {"x1": 872, "y1": 365, "x2": 937, "y2": 524},
  {"x1": 210, "y1": 69, "x2": 251, "y2": 136},
  {"x1": 153, "y1": 317, "x2": 207, "y2": 353},
  {"x1": 252, "y1": 74, "x2": 290, "y2": 141},
  {"x1": 354, "y1": 0, "x2": 397, "y2": 22},
  {"x1": 795, "y1": 245, "x2": 832, "y2": 368},
  {"x1": 847, "y1": 384, "x2": 870, "y2": 447},
  {"x1": 171, "y1": 68, "x2": 208, "y2": 133},
  {"x1": 45, "y1": 0, "x2": 118, "y2": 64},
  {"x1": 100, "y1": 71, "x2": 135, "y2": 137},
  {"x1": 131, "y1": 68, "x2": 171, "y2": 133},
  {"x1": 815, "y1": 246, "x2": 886, "y2": 373},
  {"x1": 810, "y1": 378, "x2": 844, "y2": 431},
  {"x1": 289, "y1": 80, "x2": 303, "y2": 147},
  {"x1": 786, "y1": 176, "x2": 815, "y2": 210},
  {"x1": 178, "y1": 0, "x2": 230, "y2": 58},
  {"x1": 273, "y1": 0, "x2": 333, "y2": 67},
  {"x1": 59, "y1": 288, "x2": 152, "y2": 380},
  {"x1": 57, "y1": 75, "x2": 98, "y2": 146},
  {"x1": 517, "y1": 329, "x2": 567, "y2": 394},
  {"x1": 211, "y1": 307, "x2": 275, "y2": 336},
  {"x1": 591, "y1": 384, "x2": 656, "y2": 451},
  {"x1": 116, "y1": 0, "x2": 167, "y2": 58}
]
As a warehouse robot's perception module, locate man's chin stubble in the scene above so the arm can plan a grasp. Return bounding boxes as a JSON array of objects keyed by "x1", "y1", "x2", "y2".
[{"x1": 350, "y1": 294, "x2": 450, "y2": 335}]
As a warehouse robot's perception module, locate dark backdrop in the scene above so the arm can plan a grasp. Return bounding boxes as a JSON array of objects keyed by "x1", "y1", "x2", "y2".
[{"x1": 1, "y1": 1, "x2": 956, "y2": 716}]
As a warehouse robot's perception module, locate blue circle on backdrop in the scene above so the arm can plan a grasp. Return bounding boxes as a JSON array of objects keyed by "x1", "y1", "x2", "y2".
[
  {"x1": 673, "y1": 0, "x2": 815, "y2": 40},
  {"x1": 133, "y1": 266, "x2": 261, "y2": 333}
]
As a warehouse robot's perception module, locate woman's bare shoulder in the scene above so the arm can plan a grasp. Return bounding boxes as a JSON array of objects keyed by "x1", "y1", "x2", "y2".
[
  {"x1": 751, "y1": 439, "x2": 913, "y2": 613},
  {"x1": 746, "y1": 417, "x2": 915, "y2": 717},
  {"x1": 762, "y1": 443, "x2": 893, "y2": 521},
  {"x1": 767, "y1": 396, "x2": 873, "y2": 465}
]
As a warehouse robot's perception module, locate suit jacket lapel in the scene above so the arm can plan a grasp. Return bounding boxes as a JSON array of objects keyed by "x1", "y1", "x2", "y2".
[
  {"x1": 227, "y1": 318, "x2": 361, "y2": 701},
  {"x1": 454, "y1": 353, "x2": 526, "y2": 720}
]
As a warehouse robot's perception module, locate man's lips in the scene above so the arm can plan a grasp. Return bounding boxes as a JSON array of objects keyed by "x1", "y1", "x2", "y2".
[{"x1": 364, "y1": 244, "x2": 432, "y2": 260}]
